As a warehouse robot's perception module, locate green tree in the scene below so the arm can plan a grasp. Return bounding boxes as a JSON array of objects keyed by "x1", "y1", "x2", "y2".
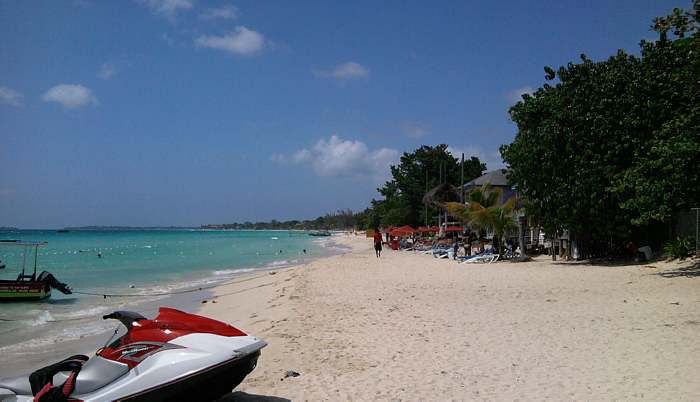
[
  {"x1": 373, "y1": 145, "x2": 485, "y2": 227},
  {"x1": 614, "y1": 11, "x2": 700, "y2": 227},
  {"x1": 500, "y1": 1, "x2": 700, "y2": 255}
]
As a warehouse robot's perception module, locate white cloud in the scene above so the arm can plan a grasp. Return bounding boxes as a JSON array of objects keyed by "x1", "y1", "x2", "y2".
[
  {"x1": 448, "y1": 145, "x2": 504, "y2": 171},
  {"x1": 314, "y1": 62, "x2": 369, "y2": 81},
  {"x1": 200, "y1": 4, "x2": 238, "y2": 20},
  {"x1": 138, "y1": 0, "x2": 193, "y2": 19},
  {"x1": 97, "y1": 62, "x2": 116, "y2": 79},
  {"x1": 42, "y1": 84, "x2": 97, "y2": 109},
  {"x1": 400, "y1": 121, "x2": 428, "y2": 138},
  {"x1": 272, "y1": 135, "x2": 398, "y2": 179},
  {"x1": 0, "y1": 86, "x2": 23, "y2": 107},
  {"x1": 292, "y1": 149, "x2": 312, "y2": 163},
  {"x1": 195, "y1": 26, "x2": 266, "y2": 55},
  {"x1": 505, "y1": 86, "x2": 534, "y2": 104},
  {"x1": 271, "y1": 149, "x2": 312, "y2": 164}
]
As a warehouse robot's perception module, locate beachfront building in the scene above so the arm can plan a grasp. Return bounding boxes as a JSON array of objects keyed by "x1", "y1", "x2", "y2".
[
  {"x1": 460, "y1": 169, "x2": 520, "y2": 242},
  {"x1": 461, "y1": 169, "x2": 516, "y2": 204}
]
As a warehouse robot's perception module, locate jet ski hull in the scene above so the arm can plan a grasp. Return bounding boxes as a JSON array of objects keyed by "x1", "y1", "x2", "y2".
[{"x1": 119, "y1": 350, "x2": 260, "y2": 402}]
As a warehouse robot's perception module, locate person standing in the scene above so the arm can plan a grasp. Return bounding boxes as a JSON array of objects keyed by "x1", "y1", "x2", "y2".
[
  {"x1": 373, "y1": 230, "x2": 383, "y2": 258},
  {"x1": 464, "y1": 232, "x2": 473, "y2": 257}
]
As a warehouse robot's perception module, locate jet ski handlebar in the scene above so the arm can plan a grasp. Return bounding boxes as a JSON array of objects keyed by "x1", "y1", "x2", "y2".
[{"x1": 103, "y1": 311, "x2": 147, "y2": 330}]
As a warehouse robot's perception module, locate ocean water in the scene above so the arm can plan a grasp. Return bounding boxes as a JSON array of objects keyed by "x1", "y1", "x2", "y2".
[{"x1": 0, "y1": 229, "x2": 333, "y2": 354}]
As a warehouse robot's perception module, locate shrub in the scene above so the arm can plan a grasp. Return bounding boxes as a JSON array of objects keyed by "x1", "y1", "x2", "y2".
[{"x1": 663, "y1": 237, "x2": 694, "y2": 260}]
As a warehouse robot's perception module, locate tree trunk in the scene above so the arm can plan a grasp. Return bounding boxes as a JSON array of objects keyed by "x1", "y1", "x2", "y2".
[{"x1": 518, "y1": 216, "x2": 526, "y2": 256}]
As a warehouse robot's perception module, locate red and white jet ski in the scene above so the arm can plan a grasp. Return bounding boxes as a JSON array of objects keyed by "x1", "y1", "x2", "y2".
[{"x1": 0, "y1": 307, "x2": 266, "y2": 401}]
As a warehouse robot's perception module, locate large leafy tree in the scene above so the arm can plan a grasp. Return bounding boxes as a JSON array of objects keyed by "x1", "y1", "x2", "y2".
[
  {"x1": 372, "y1": 145, "x2": 485, "y2": 228},
  {"x1": 500, "y1": 1, "x2": 699, "y2": 253},
  {"x1": 614, "y1": 12, "x2": 700, "y2": 226}
]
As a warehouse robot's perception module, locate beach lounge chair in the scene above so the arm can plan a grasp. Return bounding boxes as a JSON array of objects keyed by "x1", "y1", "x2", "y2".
[
  {"x1": 431, "y1": 246, "x2": 451, "y2": 258},
  {"x1": 459, "y1": 249, "x2": 499, "y2": 264},
  {"x1": 456, "y1": 248, "x2": 488, "y2": 261}
]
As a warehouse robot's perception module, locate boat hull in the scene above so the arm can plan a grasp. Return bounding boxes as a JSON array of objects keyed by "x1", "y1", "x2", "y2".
[{"x1": 0, "y1": 281, "x2": 50, "y2": 301}]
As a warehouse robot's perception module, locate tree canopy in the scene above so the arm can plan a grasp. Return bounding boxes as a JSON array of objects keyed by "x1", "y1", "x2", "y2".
[
  {"x1": 369, "y1": 144, "x2": 485, "y2": 228},
  {"x1": 500, "y1": 1, "x2": 699, "y2": 251}
]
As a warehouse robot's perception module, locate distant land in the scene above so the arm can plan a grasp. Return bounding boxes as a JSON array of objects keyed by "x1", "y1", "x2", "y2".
[{"x1": 201, "y1": 209, "x2": 368, "y2": 231}]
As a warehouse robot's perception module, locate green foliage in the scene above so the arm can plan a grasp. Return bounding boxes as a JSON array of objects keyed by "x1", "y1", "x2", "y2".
[
  {"x1": 652, "y1": 0, "x2": 699, "y2": 39},
  {"x1": 445, "y1": 183, "x2": 517, "y2": 251},
  {"x1": 663, "y1": 237, "x2": 694, "y2": 260},
  {"x1": 500, "y1": 2, "x2": 700, "y2": 250},
  {"x1": 202, "y1": 208, "x2": 367, "y2": 230},
  {"x1": 371, "y1": 145, "x2": 485, "y2": 227}
]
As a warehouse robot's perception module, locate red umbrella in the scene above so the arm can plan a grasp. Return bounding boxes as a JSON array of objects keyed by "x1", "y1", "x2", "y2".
[
  {"x1": 417, "y1": 226, "x2": 438, "y2": 233},
  {"x1": 445, "y1": 226, "x2": 464, "y2": 232},
  {"x1": 382, "y1": 226, "x2": 396, "y2": 234},
  {"x1": 390, "y1": 225, "x2": 416, "y2": 237}
]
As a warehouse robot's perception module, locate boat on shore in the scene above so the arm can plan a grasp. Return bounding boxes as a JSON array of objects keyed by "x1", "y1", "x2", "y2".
[
  {"x1": 0, "y1": 240, "x2": 71, "y2": 301},
  {"x1": 308, "y1": 230, "x2": 331, "y2": 237}
]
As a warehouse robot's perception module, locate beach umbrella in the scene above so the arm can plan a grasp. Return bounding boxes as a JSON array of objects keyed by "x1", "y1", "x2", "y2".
[
  {"x1": 396, "y1": 225, "x2": 416, "y2": 233},
  {"x1": 390, "y1": 226, "x2": 415, "y2": 237}
]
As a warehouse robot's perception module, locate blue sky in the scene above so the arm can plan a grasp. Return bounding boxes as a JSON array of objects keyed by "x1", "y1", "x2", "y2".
[{"x1": 0, "y1": 0, "x2": 685, "y2": 228}]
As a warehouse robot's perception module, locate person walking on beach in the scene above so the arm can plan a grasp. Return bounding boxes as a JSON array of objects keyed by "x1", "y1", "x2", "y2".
[{"x1": 373, "y1": 230, "x2": 383, "y2": 258}]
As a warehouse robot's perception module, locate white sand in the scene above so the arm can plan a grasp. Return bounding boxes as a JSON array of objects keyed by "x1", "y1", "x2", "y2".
[{"x1": 202, "y1": 235, "x2": 700, "y2": 401}]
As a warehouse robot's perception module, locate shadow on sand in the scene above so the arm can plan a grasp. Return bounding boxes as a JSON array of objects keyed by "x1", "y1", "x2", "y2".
[
  {"x1": 550, "y1": 258, "x2": 655, "y2": 267},
  {"x1": 217, "y1": 391, "x2": 291, "y2": 402},
  {"x1": 657, "y1": 261, "x2": 700, "y2": 278}
]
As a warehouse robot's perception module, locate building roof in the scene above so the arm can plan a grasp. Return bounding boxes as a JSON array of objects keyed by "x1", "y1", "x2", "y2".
[{"x1": 464, "y1": 169, "x2": 510, "y2": 188}]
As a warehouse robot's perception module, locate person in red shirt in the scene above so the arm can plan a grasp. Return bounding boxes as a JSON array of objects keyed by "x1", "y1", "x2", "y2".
[{"x1": 373, "y1": 230, "x2": 383, "y2": 258}]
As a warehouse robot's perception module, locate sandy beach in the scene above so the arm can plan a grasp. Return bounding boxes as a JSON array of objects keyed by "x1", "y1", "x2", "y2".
[{"x1": 202, "y1": 235, "x2": 700, "y2": 401}]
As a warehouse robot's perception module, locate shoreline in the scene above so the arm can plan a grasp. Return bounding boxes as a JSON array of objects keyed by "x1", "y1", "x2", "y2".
[{"x1": 0, "y1": 235, "x2": 349, "y2": 378}]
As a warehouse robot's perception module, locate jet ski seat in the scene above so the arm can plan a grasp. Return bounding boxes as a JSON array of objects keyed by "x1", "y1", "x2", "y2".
[{"x1": 53, "y1": 356, "x2": 129, "y2": 394}]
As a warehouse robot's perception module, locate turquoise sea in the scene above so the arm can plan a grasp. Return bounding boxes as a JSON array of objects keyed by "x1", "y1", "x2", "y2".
[{"x1": 0, "y1": 229, "x2": 334, "y2": 354}]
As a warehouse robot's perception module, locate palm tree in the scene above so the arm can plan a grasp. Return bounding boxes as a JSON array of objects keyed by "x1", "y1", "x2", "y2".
[
  {"x1": 445, "y1": 182, "x2": 517, "y2": 253},
  {"x1": 422, "y1": 183, "x2": 460, "y2": 229},
  {"x1": 487, "y1": 197, "x2": 517, "y2": 253}
]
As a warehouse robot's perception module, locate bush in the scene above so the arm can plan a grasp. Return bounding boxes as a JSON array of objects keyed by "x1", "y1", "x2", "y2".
[{"x1": 663, "y1": 237, "x2": 694, "y2": 260}]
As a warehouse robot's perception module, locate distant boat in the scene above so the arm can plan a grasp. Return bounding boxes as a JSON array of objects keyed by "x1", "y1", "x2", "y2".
[
  {"x1": 308, "y1": 231, "x2": 331, "y2": 237},
  {"x1": 0, "y1": 240, "x2": 72, "y2": 302},
  {"x1": 56, "y1": 229, "x2": 70, "y2": 233}
]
